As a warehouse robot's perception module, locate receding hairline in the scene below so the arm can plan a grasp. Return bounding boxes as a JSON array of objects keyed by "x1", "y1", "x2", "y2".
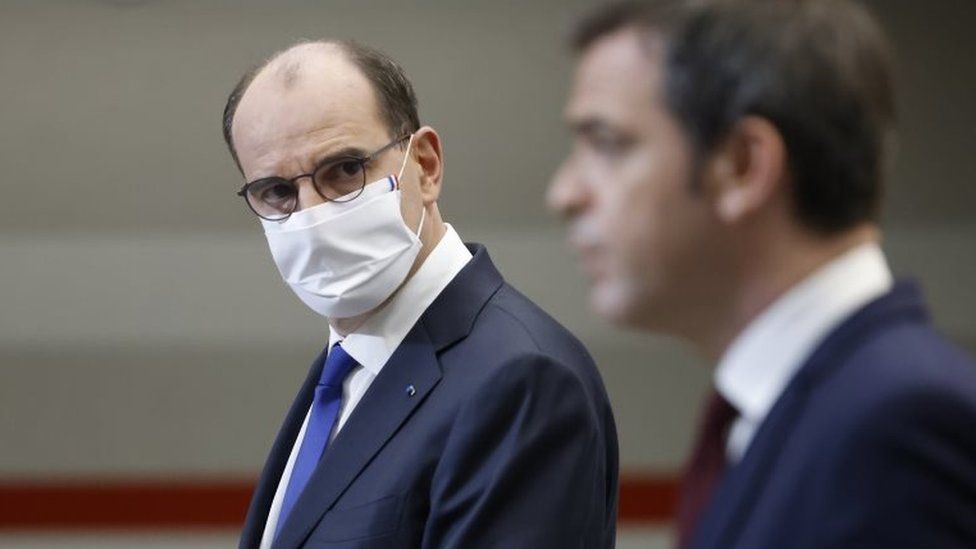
[
  {"x1": 223, "y1": 38, "x2": 421, "y2": 173},
  {"x1": 229, "y1": 40, "x2": 383, "y2": 156},
  {"x1": 255, "y1": 40, "x2": 359, "y2": 91}
]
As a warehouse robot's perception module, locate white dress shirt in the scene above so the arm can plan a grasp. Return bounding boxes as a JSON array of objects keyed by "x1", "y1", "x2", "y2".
[
  {"x1": 714, "y1": 242, "x2": 894, "y2": 463},
  {"x1": 260, "y1": 224, "x2": 472, "y2": 548}
]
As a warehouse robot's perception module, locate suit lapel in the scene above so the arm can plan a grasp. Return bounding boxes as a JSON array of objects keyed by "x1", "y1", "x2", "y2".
[
  {"x1": 239, "y1": 347, "x2": 328, "y2": 548},
  {"x1": 272, "y1": 324, "x2": 443, "y2": 549},
  {"x1": 692, "y1": 385, "x2": 809, "y2": 549},
  {"x1": 420, "y1": 243, "x2": 504, "y2": 351},
  {"x1": 692, "y1": 281, "x2": 929, "y2": 549}
]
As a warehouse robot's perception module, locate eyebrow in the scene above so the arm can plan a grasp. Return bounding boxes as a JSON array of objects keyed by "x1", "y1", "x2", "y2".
[
  {"x1": 245, "y1": 145, "x2": 372, "y2": 185},
  {"x1": 568, "y1": 116, "x2": 616, "y2": 137},
  {"x1": 311, "y1": 146, "x2": 370, "y2": 172}
]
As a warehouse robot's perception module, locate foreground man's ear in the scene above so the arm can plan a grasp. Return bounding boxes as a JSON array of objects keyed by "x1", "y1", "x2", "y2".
[{"x1": 706, "y1": 116, "x2": 788, "y2": 225}]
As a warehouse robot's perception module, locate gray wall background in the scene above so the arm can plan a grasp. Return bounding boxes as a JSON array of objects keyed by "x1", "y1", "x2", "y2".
[{"x1": 1, "y1": 0, "x2": 974, "y2": 480}]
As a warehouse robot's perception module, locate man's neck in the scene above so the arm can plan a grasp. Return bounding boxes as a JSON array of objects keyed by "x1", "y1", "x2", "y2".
[
  {"x1": 697, "y1": 225, "x2": 879, "y2": 362},
  {"x1": 328, "y1": 215, "x2": 448, "y2": 338}
]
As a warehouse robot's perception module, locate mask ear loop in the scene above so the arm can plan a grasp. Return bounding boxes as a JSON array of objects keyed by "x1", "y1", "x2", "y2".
[
  {"x1": 395, "y1": 133, "x2": 426, "y2": 237},
  {"x1": 395, "y1": 134, "x2": 415, "y2": 188},
  {"x1": 414, "y1": 202, "x2": 427, "y2": 238}
]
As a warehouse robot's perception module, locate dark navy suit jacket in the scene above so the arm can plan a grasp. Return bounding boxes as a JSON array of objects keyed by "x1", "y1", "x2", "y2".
[
  {"x1": 240, "y1": 244, "x2": 619, "y2": 549},
  {"x1": 692, "y1": 282, "x2": 976, "y2": 548}
]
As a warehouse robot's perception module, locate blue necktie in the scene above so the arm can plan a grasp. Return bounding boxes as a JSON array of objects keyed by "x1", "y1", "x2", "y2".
[{"x1": 275, "y1": 343, "x2": 358, "y2": 538}]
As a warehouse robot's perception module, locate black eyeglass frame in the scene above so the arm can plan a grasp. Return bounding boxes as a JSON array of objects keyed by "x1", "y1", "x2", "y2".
[{"x1": 236, "y1": 134, "x2": 411, "y2": 221}]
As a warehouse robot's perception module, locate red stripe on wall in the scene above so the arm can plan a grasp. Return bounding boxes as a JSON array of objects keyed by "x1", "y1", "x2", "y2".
[
  {"x1": 0, "y1": 479, "x2": 254, "y2": 530},
  {"x1": 619, "y1": 473, "x2": 680, "y2": 524},
  {"x1": 0, "y1": 473, "x2": 678, "y2": 530}
]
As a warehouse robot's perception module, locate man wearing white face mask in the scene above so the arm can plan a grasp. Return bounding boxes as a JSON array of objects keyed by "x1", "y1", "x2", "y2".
[{"x1": 221, "y1": 40, "x2": 618, "y2": 549}]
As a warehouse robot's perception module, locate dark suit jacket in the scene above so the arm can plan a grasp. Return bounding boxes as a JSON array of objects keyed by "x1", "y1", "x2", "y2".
[
  {"x1": 240, "y1": 244, "x2": 619, "y2": 549},
  {"x1": 692, "y1": 282, "x2": 976, "y2": 548}
]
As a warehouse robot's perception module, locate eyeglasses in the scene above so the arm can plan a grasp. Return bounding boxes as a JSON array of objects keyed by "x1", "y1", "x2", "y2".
[{"x1": 237, "y1": 134, "x2": 410, "y2": 221}]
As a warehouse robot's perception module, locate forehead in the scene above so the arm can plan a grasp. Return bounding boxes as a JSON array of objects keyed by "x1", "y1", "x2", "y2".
[
  {"x1": 232, "y1": 45, "x2": 387, "y2": 174},
  {"x1": 567, "y1": 28, "x2": 664, "y2": 125}
]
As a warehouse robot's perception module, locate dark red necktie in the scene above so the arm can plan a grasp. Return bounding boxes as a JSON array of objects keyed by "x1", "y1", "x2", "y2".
[{"x1": 676, "y1": 390, "x2": 739, "y2": 549}]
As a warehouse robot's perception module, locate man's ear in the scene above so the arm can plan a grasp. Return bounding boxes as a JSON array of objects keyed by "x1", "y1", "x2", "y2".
[
  {"x1": 704, "y1": 116, "x2": 788, "y2": 224},
  {"x1": 410, "y1": 126, "x2": 444, "y2": 204}
]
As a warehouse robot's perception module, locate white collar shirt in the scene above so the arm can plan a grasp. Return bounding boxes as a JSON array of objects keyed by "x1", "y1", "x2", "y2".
[
  {"x1": 260, "y1": 224, "x2": 472, "y2": 548},
  {"x1": 715, "y1": 242, "x2": 894, "y2": 464}
]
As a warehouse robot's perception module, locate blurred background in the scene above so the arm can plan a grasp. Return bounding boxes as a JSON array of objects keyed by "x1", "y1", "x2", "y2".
[{"x1": 0, "y1": 0, "x2": 973, "y2": 547}]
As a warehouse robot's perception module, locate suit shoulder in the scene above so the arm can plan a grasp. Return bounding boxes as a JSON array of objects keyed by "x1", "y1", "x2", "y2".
[
  {"x1": 808, "y1": 339, "x2": 976, "y2": 545},
  {"x1": 436, "y1": 282, "x2": 607, "y2": 407},
  {"x1": 802, "y1": 321, "x2": 976, "y2": 460},
  {"x1": 820, "y1": 321, "x2": 976, "y2": 414},
  {"x1": 477, "y1": 283, "x2": 593, "y2": 359},
  {"x1": 788, "y1": 321, "x2": 976, "y2": 469}
]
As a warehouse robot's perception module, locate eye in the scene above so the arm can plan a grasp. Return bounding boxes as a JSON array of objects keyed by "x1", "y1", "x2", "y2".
[
  {"x1": 315, "y1": 158, "x2": 367, "y2": 199},
  {"x1": 248, "y1": 178, "x2": 296, "y2": 212},
  {"x1": 317, "y1": 159, "x2": 364, "y2": 183},
  {"x1": 338, "y1": 160, "x2": 363, "y2": 178},
  {"x1": 266, "y1": 182, "x2": 294, "y2": 201},
  {"x1": 588, "y1": 131, "x2": 634, "y2": 156}
]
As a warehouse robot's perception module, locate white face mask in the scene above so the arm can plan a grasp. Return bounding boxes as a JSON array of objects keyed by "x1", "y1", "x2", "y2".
[{"x1": 261, "y1": 136, "x2": 426, "y2": 319}]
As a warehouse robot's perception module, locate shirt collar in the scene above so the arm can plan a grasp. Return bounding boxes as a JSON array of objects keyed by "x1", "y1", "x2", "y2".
[
  {"x1": 715, "y1": 242, "x2": 893, "y2": 422},
  {"x1": 328, "y1": 223, "x2": 472, "y2": 375}
]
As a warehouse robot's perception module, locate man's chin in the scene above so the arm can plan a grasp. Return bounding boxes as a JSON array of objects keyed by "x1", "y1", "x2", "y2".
[
  {"x1": 591, "y1": 283, "x2": 676, "y2": 334},
  {"x1": 590, "y1": 284, "x2": 643, "y2": 329}
]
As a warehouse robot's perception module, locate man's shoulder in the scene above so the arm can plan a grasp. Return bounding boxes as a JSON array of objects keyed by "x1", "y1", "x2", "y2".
[
  {"x1": 755, "y1": 320, "x2": 976, "y2": 528},
  {"x1": 793, "y1": 325, "x2": 976, "y2": 543},
  {"x1": 474, "y1": 282, "x2": 592, "y2": 362},
  {"x1": 816, "y1": 317, "x2": 976, "y2": 413},
  {"x1": 788, "y1": 279, "x2": 974, "y2": 421},
  {"x1": 432, "y1": 279, "x2": 604, "y2": 399},
  {"x1": 786, "y1": 317, "x2": 976, "y2": 466}
]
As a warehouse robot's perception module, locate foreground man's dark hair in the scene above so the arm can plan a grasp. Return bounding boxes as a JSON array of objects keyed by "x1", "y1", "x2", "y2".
[{"x1": 572, "y1": 0, "x2": 896, "y2": 234}]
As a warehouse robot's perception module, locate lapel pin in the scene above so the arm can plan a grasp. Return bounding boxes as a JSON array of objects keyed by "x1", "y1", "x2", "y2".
[{"x1": 406, "y1": 384, "x2": 416, "y2": 397}]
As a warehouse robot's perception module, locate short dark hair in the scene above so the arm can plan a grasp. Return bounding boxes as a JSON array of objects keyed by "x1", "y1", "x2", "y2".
[
  {"x1": 222, "y1": 39, "x2": 421, "y2": 173},
  {"x1": 571, "y1": 0, "x2": 896, "y2": 235}
]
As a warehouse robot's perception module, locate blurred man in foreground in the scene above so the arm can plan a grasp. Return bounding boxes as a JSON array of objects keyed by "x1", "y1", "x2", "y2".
[
  {"x1": 549, "y1": 1, "x2": 976, "y2": 547},
  {"x1": 224, "y1": 40, "x2": 617, "y2": 548}
]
